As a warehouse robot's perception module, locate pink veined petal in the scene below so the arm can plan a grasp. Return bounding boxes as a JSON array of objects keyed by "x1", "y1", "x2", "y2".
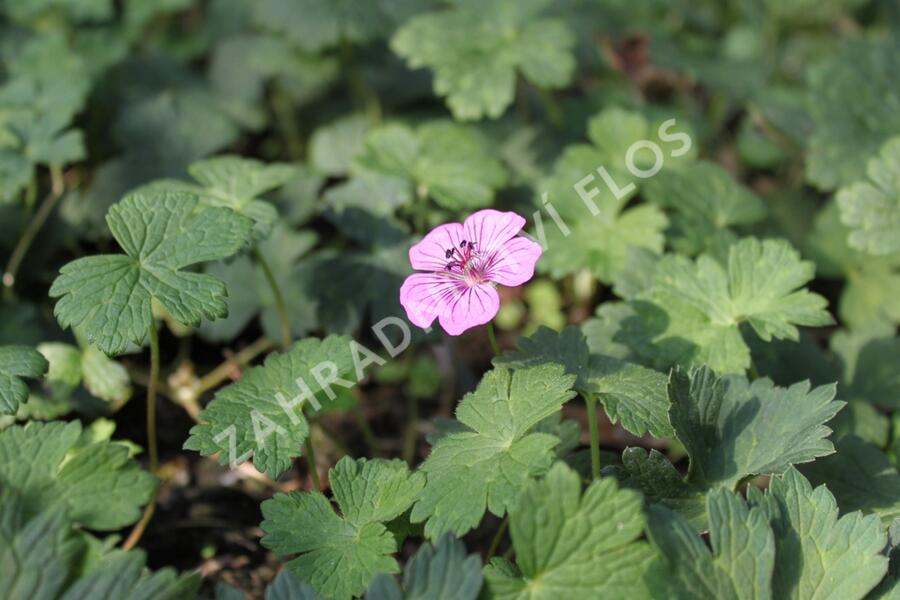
[
  {"x1": 409, "y1": 222, "x2": 465, "y2": 272},
  {"x1": 400, "y1": 272, "x2": 463, "y2": 329},
  {"x1": 463, "y1": 209, "x2": 526, "y2": 256},
  {"x1": 438, "y1": 282, "x2": 500, "y2": 336},
  {"x1": 486, "y1": 237, "x2": 543, "y2": 287}
]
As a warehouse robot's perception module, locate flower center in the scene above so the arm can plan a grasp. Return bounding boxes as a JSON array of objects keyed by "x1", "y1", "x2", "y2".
[{"x1": 443, "y1": 240, "x2": 488, "y2": 286}]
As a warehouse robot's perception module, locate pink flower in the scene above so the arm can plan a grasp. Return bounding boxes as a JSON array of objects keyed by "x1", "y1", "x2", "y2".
[{"x1": 400, "y1": 209, "x2": 542, "y2": 335}]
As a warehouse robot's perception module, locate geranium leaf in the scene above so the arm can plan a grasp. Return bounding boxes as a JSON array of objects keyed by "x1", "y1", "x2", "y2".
[
  {"x1": 254, "y1": 0, "x2": 428, "y2": 52},
  {"x1": 0, "y1": 345, "x2": 48, "y2": 415},
  {"x1": 391, "y1": 0, "x2": 575, "y2": 120},
  {"x1": 669, "y1": 366, "x2": 841, "y2": 490},
  {"x1": 365, "y1": 534, "x2": 483, "y2": 600},
  {"x1": 261, "y1": 457, "x2": 425, "y2": 600},
  {"x1": 50, "y1": 191, "x2": 253, "y2": 356},
  {"x1": 748, "y1": 467, "x2": 888, "y2": 600},
  {"x1": 623, "y1": 237, "x2": 833, "y2": 374},
  {"x1": 0, "y1": 421, "x2": 156, "y2": 530},
  {"x1": 806, "y1": 37, "x2": 900, "y2": 190},
  {"x1": 837, "y1": 136, "x2": 900, "y2": 255},
  {"x1": 185, "y1": 336, "x2": 356, "y2": 478},
  {"x1": 410, "y1": 365, "x2": 576, "y2": 539},
  {"x1": 648, "y1": 488, "x2": 775, "y2": 600},
  {"x1": 483, "y1": 462, "x2": 662, "y2": 599},
  {"x1": 643, "y1": 161, "x2": 767, "y2": 257},
  {"x1": 495, "y1": 326, "x2": 673, "y2": 438},
  {"x1": 801, "y1": 436, "x2": 900, "y2": 524},
  {"x1": 355, "y1": 121, "x2": 507, "y2": 210}
]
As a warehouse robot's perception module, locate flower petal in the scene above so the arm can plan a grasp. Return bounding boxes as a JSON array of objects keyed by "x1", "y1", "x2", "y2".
[
  {"x1": 400, "y1": 272, "x2": 462, "y2": 329},
  {"x1": 463, "y1": 209, "x2": 526, "y2": 255},
  {"x1": 486, "y1": 236, "x2": 543, "y2": 287},
  {"x1": 409, "y1": 222, "x2": 465, "y2": 271},
  {"x1": 438, "y1": 283, "x2": 500, "y2": 336}
]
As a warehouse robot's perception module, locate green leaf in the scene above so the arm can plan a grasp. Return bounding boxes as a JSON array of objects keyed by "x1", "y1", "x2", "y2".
[
  {"x1": 538, "y1": 203, "x2": 669, "y2": 283},
  {"x1": 831, "y1": 328, "x2": 900, "y2": 409},
  {"x1": 483, "y1": 462, "x2": 662, "y2": 599},
  {"x1": 355, "y1": 121, "x2": 507, "y2": 209},
  {"x1": 365, "y1": 533, "x2": 483, "y2": 600},
  {"x1": 669, "y1": 366, "x2": 841, "y2": 490},
  {"x1": 648, "y1": 488, "x2": 775, "y2": 600},
  {"x1": 38, "y1": 342, "x2": 132, "y2": 405},
  {"x1": 254, "y1": 0, "x2": 426, "y2": 52},
  {"x1": 310, "y1": 114, "x2": 370, "y2": 176},
  {"x1": 0, "y1": 490, "x2": 200, "y2": 600},
  {"x1": 391, "y1": 0, "x2": 575, "y2": 120},
  {"x1": 495, "y1": 326, "x2": 673, "y2": 438},
  {"x1": 837, "y1": 137, "x2": 900, "y2": 256},
  {"x1": 185, "y1": 336, "x2": 356, "y2": 478},
  {"x1": 37, "y1": 342, "x2": 82, "y2": 387},
  {"x1": 265, "y1": 570, "x2": 323, "y2": 600},
  {"x1": 50, "y1": 191, "x2": 253, "y2": 356},
  {"x1": 535, "y1": 107, "x2": 695, "y2": 281},
  {"x1": 806, "y1": 37, "x2": 900, "y2": 190},
  {"x1": 0, "y1": 492, "x2": 81, "y2": 600},
  {"x1": 643, "y1": 161, "x2": 767, "y2": 257},
  {"x1": 410, "y1": 365, "x2": 577, "y2": 539},
  {"x1": 80, "y1": 345, "x2": 132, "y2": 404},
  {"x1": 0, "y1": 345, "x2": 48, "y2": 415},
  {"x1": 261, "y1": 457, "x2": 425, "y2": 600},
  {"x1": 748, "y1": 467, "x2": 888, "y2": 600},
  {"x1": 802, "y1": 436, "x2": 900, "y2": 524},
  {"x1": 0, "y1": 420, "x2": 157, "y2": 530},
  {"x1": 59, "y1": 549, "x2": 200, "y2": 600},
  {"x1": 804, "y1": 201, "x2": 900, "y2": 329},
  {"x1": 607, "y1": 447, "x2": 707, "y2": 529},
  {"x1": 187, "y1": 155, "x2": 297, "y2": 239},
  {"x1": 625, "y1": 237, "x2": 833, "y2": 374},
  {"x1": 198, "y1": 224, "x2": 319, "y2": 343}
]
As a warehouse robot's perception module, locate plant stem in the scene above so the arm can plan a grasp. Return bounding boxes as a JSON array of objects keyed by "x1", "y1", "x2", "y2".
[
  {"x1": 254, "y1": 248, "x2": 292, "y2": 351},
  {"x1": 270, "y1": 83, "x2": 304, "y2": 161},
  {"x1": 340, "y1": 37, "x2": 382, "y2": 125},
  {"x1": 254, "y1": 249, "x2": 322, "y2": 486},
  {"x1": 124, "y1": 322, "x2": 162, "y2": 552},
  {"x1": 122, "y1": 490, "x2": 157, "y2": 551},
  {"x1": 486, "y1": 515, "x2": 509, "y2": 560},
  {"x1": 486, "y1": 321, "x2": 501, "y2": 356},
  {"x1": 304, "y1": 436, "x2": 321, "y2": 491},
  {"x1": 584, "y1": 392, "x2": 600, "y2": 479},
  {"x1": 3, "y1": 170, "x2": 65, "y2": 297},
  {"x1": 196, "y1": 336, "x2": 274, "y2": 395},
  {"x1": 147, "y1": 323, "x2": 161, "y2": 473},
  {"x1": 748, "y1": 362, "x2": 761, "y2": 380},
  {"x1": 536, "y1": 87, "x2": 563, "y2": 127}
]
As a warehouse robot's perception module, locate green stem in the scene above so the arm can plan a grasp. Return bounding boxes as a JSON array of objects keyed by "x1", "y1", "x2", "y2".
[
  {"x1": 748, "y1": 362, "x2": 761, "y2": 380},
  {"x1": 304, "y1": 436, "x2": 321, "y2": 491},
  {"x1": 584, "y1": 392, "x2": 600, "y2": 479},
  {"x1": 23, "y1": 176, "x2": 36, "y2": 211},
  {"x1": 147, "y1": 323, "x2": 161, "y2": 473},
  {"x1": 486, "y1": 515, "x2": 509, "y2": 560},
  {"x1": 254, "y1": 248, "x2": 292, "y2": 351},
  {"x1": 270, "y1": 83, "x2": 304, "y2": 161},
  {"x1": 536, "y1": 86, "x2": 563, "y2": 127},
  {"x1": 340, "y1": 38, "x2": 382, "y2": 125},
  {"x1": 124, "y1": 321, "x2": 162, "y2": 551},
  {"x1": 255, "y1": 249, "x2": 321, "y2": 486},
  {"x1": 3, "y1": 173, "x2": 65, "y2": 297},
  {"x1": 486, "y1": 321, "x2": 501, "y2": 357}
]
